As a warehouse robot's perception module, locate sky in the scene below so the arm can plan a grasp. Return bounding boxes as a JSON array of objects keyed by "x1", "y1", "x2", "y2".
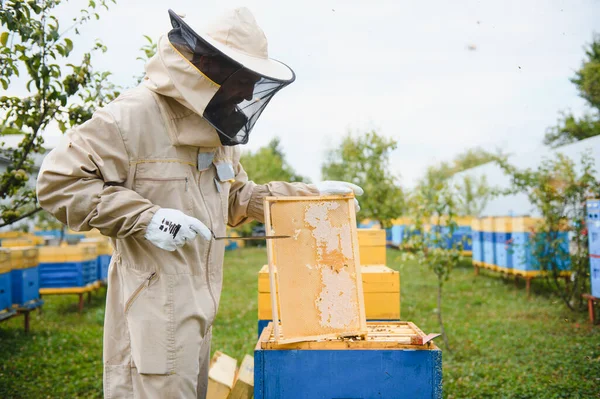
[{"x1": 29, "y1": 0, "x2": 600, "y2": 186}]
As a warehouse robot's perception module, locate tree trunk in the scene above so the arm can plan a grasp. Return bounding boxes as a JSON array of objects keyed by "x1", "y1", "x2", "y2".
[{"x1": 437, "y1": 275, "x2": 451, "y2": 352}]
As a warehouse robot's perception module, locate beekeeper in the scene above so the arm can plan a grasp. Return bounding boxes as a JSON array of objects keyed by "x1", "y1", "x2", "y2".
[{"x1": 37, "y1": 8, "x2": 363, "y2": 399}]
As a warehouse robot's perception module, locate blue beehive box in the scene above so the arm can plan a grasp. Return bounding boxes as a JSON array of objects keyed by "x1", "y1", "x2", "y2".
[
  {"x1": 481, "y1": 217, "x2": 496, "y2": 267},
  {"x1": 511, "y1": 217, "x2": 542, "y2": 274},
  {"x1": 471, "y1": 219, "x2": 484, "y2": 264},
  {"x1": 11, "y1": 267, "x2": 40, "y2": 306},
  {"x1": 7, "y1": 247, "x2": 40, "y2": 306},
  {"x1": 0, "y1": 250, "x2": 11, "y2": 311},
  {"x1": 0, "y1": 270, "x2": 12, "y2": 311},
  {"x1": 587, "y1": 199, "x2": 600, "y2": 256},
  {"x1": 390, "y1": 224, "x2": 405, "y2": 247},
  {"x1": 494, "y1": 217, "x2": 513, "y2": 271},
  {"x1": 530, "y1": 231, "x2": 571, "y2": 272},
  {"x1": 590, "y1": 257, "x2": 600, "y2": 298},
  {"x1": 38, "y1": 244, "x2": 98, "y2": 288},
  {"x1": 255, "y1": 322, "x2": 442, "y2": 399},
  {"x1": 97, "y1": 255, "x2": 111, "y2": 281}
]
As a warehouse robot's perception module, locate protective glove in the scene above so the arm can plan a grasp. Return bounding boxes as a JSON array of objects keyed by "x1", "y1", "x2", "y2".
[
  {"x1": 145, "y1": 208, "x2": 212, "y2": 251},
  {"x1": 312, "y1": 181, "x2": 364, "y2": 211}
]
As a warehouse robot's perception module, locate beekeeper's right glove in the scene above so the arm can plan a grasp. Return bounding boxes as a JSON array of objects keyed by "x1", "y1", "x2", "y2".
[{"x1": 145, "y1": 208, "x2": 211, "y2": 251}]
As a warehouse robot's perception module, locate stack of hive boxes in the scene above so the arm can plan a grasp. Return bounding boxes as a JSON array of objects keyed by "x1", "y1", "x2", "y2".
[
  {"x1": 257, "y1": 228, "x2": 400, "y2": 336},
  {"x1": 255, "y1": 196, "x2": 440, "y2": 399},
  {"x1": 38, "y1": 244, "x2": 98, "y2": 288},
  {"x1": 80, "y1": 231, "x2": 114, "y2": 282},
  {"x1": 472, "y1": 216, "x2": 571, "y2": 276},
  {"x1": 0, "y1": 249, "x2": 13, "y2": 319},
  {"x1": 8, "y1": 246, "x2": 41, "y2": 307}
]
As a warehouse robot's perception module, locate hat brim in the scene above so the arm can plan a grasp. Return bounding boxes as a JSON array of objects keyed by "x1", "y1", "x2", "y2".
[
  {"x1": 200, "y1": 33, "x2": 295, "y2": 83},
  {"x1": 168, "y1": 10, "x2": 295, "y2": 83}
]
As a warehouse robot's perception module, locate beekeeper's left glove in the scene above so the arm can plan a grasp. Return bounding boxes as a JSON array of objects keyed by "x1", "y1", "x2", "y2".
[{"x1": 311, "y1": 181, "x2": 364, "y2": 211}]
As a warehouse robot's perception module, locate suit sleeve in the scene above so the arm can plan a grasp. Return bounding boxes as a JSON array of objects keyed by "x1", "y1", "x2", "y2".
[{"x1": 37, "y1": 107, "x2": 160, "y2": 238}]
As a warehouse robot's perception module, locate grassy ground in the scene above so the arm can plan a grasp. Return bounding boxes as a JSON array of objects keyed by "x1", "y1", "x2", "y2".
[{"x1": 0, "y1": 248, "x2": 599, "y2": 398}]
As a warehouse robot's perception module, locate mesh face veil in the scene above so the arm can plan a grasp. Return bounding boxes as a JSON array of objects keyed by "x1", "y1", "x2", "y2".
[{"x1": 167, "y1": 10, "x2": 295, "y2": 146}]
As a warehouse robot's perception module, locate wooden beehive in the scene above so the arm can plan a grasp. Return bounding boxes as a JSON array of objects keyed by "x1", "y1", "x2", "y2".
[
  {"x1": 264, "y1": 195, "x2": 367, "y2": 343},
  {"x1": 357, "y1": 228, "x2": 387, "y2": 265},
  {"x1": 257, "y1": 264, "x2": 400, "y2": 324},
  {"x1": 254, "y1": 322, "x2": 442, "y2": 399}
]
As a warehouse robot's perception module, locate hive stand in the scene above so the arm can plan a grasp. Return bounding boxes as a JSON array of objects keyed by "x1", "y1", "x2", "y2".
[
  {"x1": 583, "y1": 294, "x2": 598, "y2": 325},
  {"x1": 39, "y1": 281, "x2": 101, "y2": 314}
]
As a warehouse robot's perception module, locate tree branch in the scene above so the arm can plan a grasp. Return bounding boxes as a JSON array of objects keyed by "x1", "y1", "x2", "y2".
[{"x1": 0, "y1": 207, "x2": 42, "y2": 228}]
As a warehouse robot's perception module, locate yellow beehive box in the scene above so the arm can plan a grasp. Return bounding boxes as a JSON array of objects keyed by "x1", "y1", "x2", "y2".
[
  {"x1": 494, "y1": 217, "x2": 513, "y2": 233},
  {"x1": 357, "y1": 228, "x2": 386, "y2": 265},
  {"x1": 0, "y1": 231, "x2": 25, "y2": 240},
  {"x1": 81, "y1": 237, "x2": 113, "y2": 256},
  {"x1": 258, "y1": 264, "x2": 400, "y2": 320},
  {"x1": 481, "y1": 216, "x2": 494, "y2": 232},
  {"x1": 512, "y1": 217, "x2": 542, "y2": 233},
  {"x1": 1, "y1": 238, "x2": 34, "y2": 248},
  {"x1": 8, "y1": 247, "x2": 39, "y2": 269},
  {"x1": 39, "y1": 243, "x2": 97, "y2": 263},
  {"x1": 357, "y1": 229, "x2": 386, "y2": 246},
  {"x1": 0, "y1": 249, "x2": 11, "y2": 274},
  {"x1": 455, "y1": 216, "x2": 474, "y2": 227}
]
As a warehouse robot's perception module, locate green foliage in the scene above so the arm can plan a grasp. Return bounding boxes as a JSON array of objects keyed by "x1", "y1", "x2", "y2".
[
  {"x1": 134, "y1": 35, "x2": 156, "y2": 84},
  {"x1": 544, "y1": 111, "x2": 600, "y2": 148},
  {"x1": 0, "y1": 0, "x2": 118, "y2": 227},
  {"x1": 544, "y1": 35, "x2": 600, "y2": 147},
  {"x1": 497, "y1": 151, "x2": 600, "y2": 311},
  {"x1": 454, "y1": 174, "x2": 492, "y2": 217},
  {"x1": 234, "y1": 138, "x2": 307, "y2": 242},
  {"x1": 418, "y1": 147, "x2": 498, "y2": 217},
  {"x1": 240, "y1": 137, "x2": 308, "y2": 185},
  {"x1": 322, "y1": 130, "x2": 404, "y2": 228},
  {"x1": 405, "y1": 176, "x2": 465, "y2": 351}
]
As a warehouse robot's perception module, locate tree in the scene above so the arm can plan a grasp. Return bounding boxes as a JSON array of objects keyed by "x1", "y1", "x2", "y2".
[
  {"x1": 497, "y1": 151, "x2": 600, "y2": 311},
  {"x1": 405, "y1": 177, "x2": 464, "y2": 352},
  {"x1": 418, "y1": 147, "x2": 498, "y2": 217},
  {"x1": 321, "y1": 130, "x2": 404, "y2": 228},
  {"x1": 0, "y1": 0, "x2": 118, "y2": 227},
  {"x1": 544, "y1": 35, "x2": 600, "y2": 147},
  {"x1": 240, "y1": 137, "x2": 308, "y2": 184}
]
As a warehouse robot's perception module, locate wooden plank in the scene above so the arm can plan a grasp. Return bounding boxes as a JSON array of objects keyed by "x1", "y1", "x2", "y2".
[
  {"x1": 207, "y1": 351, "x2": 237, "y2": 399},
  {"x1": 265, "y1": 195, "x2": 367, "y2": 343},
  {"x1": 263, "y1": 197, "x2": 280, "y2": 340},
  {"x1": 227, "y1": 355, "x2": 253, "y2": 399},
  {"x1": 39, "y1": 285, "x2": 94, "y2": 295}
]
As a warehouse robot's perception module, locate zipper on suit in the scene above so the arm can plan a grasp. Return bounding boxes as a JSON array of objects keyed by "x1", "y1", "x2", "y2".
[
  {"x1": 124, "y1": 272, "x2": 157, "y2": 314},
  {"x1": 197, "y1": 172, "x2": 218, "y2": 316}
]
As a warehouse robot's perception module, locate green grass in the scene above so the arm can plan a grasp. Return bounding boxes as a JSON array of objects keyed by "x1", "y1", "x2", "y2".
[{"x1": 1, "y1": 248, "x2": 599, "y2": 398}]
